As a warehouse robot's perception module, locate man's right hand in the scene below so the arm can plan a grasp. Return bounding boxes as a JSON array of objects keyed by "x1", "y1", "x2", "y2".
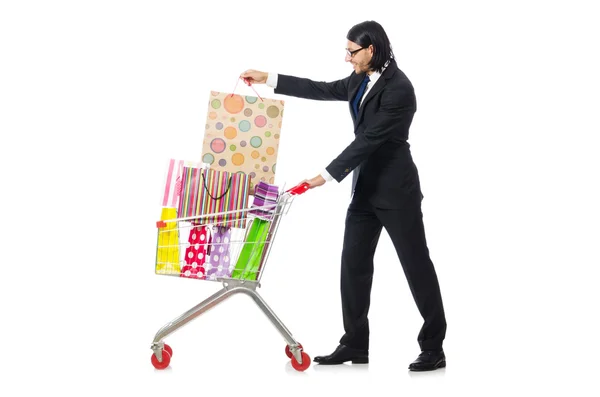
[{"x1": 240, "y1": 70, "x2": 268, "y2": 85}]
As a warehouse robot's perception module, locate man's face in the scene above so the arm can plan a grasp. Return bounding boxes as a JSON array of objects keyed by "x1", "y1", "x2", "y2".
[{"x1": 345, "y1": 40, "x2": 373, "y2": 74}]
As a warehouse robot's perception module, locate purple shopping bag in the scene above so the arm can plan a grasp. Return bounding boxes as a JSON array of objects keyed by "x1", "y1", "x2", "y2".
[
  {"x1": 250, "y1": 181, "x2": 280, "y2": 220},
  {"x1": 205, "y1": 226, "x2": 233, "y2": 280}
]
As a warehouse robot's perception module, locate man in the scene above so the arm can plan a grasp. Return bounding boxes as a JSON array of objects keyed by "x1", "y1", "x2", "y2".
[{"x1": 241, "y1": 20, "x2": 447, "y2": 371}]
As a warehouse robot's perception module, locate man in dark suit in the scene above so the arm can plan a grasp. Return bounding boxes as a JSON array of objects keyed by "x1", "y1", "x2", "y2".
[{"x1": 241, "y1": 20, "x2": 447, "y2": 371}]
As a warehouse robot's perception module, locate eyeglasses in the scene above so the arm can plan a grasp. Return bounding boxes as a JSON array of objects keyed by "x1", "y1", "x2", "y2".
[{"x1": 346, "y1": 47, "x2": 365, "y2": 57}]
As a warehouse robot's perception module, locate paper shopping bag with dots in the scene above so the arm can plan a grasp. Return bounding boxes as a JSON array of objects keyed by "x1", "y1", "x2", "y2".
[
  {"x1": 180, "y1": 225, "x2": 211, "y2": 280},
  {"x1": 201, "y1": 91, "x2": 284, "y2": 194}
]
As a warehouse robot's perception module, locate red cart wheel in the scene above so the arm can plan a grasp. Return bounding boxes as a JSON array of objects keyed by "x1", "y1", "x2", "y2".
[
  {"x1": 151, "y1": 349, "x2": 171, "y2": 370},
  {"x1": 285, "y1": 343, "x2": 303, "y2": 358},
  {"x1": 291, "y1": 351, "x2": 311, "y2": 372},
  {"x1": 164, "y1": 344, "x2": 173, "y2": 358}
]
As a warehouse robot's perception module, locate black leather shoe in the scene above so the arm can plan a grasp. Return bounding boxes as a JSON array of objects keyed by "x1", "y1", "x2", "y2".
[
  {"x1": 313, "y1": 344, "x2": 369, "y2": 365},
  {"x1": 408, "y1": 349, "x2": 446, "y2": 371}
]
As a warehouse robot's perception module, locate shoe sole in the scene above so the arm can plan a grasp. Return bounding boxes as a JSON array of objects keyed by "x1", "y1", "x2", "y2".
[
  {"x1": 408, "y1": 360, "x2": 446, "y2": 371},
  {"x1": 314, "y1": 358, "x2": 369, "y2": 365}
]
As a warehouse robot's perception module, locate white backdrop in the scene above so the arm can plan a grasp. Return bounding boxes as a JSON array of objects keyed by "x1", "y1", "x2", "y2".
[{"x1": 1, "y1": 0, "x2": 599, "y2": 396}]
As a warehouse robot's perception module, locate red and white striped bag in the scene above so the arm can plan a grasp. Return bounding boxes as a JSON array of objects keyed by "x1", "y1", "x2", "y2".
[{"x1": 161, "y1": 159, "x2": 185, "y2": 212}]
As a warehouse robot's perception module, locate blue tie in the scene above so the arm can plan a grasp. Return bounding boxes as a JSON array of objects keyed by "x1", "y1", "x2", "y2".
[{"x1": 352, "y1": 75, "x2": 370, "y2": 117}]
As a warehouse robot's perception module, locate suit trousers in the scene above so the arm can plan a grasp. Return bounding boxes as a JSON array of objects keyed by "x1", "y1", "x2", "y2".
[{"x1": 338, "y1": 192, "x2": 447, "y2": 351}]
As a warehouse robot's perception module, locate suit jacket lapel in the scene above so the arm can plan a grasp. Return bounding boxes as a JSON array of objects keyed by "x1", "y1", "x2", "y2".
[
  {"x1": 348, "y1": 74, "x2": 362, "y2": 122},
  {"x1": 355, "y1": 62, "x2": 397, "y2": 123},
  {"x1": 355, "y1": 77, "x2": 384, "y2": 123}
]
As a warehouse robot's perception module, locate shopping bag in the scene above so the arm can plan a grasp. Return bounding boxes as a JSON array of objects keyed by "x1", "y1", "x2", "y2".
[
  {"x1": 230, "y1": 218, "x2": 271, "y2": 281},
  {"x1": 180, "y1": 225, "x2": 211, "y2": 279},
  {"x1": 249, "y1": 181, "x2": 280, "y2": 220},
  {"x1": 201, "y1": 91, "x2": 285, "y2": 193},
  {"x1": 177, "y1": 165, "x2": 208, "y2": 219},
  {"x1": 205, "y1": 226, "x2": 233, "y2": 280},
  {"x1": 155, "y1": 207, "x2": 181, "y2": 275},
  {"x1": 177, "y1": 165, "x2": 250, "y2": 228},
  {"x1": 161, "y1": 158, "x2": 184, "y2": 211},
  {"x1": 202, "y1": 168, "x2": 250, "y2": 228}
]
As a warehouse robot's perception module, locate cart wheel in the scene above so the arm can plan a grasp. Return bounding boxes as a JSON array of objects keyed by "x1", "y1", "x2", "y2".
[
  {"x1": 151, "y1": 349, "x2": 171, "y2": 370},
  {"x1": 291, "y1": 351, "x2": 311, "y2": 372},
  {"x1": 163, "y1": 344, "x2": 173, "y2": 358},
  {"x1": 285, "y1": 343, "x2": 303, "y2": 358}
]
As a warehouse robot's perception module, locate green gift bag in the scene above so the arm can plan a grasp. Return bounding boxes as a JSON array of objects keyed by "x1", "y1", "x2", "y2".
[{"x1": 230, "y1": 218, "x2": 270, "y2": 280}]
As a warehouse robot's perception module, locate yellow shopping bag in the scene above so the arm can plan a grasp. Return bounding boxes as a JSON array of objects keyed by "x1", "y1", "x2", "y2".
[{"x1": 155, "y1": 207, "x2": 181, "y2": 275}]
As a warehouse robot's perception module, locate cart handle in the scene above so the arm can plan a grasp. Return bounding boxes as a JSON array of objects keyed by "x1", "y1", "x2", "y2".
[{"x1": 286, "y1": 182, "x2": 310, "y2": 196}]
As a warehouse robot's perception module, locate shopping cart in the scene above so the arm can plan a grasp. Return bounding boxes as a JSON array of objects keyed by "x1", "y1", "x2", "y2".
[{"x1": 150, "y1": 182, "x2": 311, "y2": 371}]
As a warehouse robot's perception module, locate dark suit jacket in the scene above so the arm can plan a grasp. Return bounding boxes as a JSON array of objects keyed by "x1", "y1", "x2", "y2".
[{"x1": 275, "y1": 60, "x2": 422, "y2": 209}]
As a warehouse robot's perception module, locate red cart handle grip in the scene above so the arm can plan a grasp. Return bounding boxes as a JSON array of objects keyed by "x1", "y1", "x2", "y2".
[{"x1": 286, "y1": 182, "x2": 310, "y2": 195}]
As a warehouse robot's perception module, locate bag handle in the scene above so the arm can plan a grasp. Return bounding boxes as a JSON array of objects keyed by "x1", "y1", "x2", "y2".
[
  {"x1": 231, "y1": 77, "x2": 264, "y2": 102},
  {"x1": 201, "y1": 172, "x2": 233, "y2": 200}
]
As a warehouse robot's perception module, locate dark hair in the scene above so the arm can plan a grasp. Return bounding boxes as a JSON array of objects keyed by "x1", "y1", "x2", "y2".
[{"x1": 346, "y1": 21, "x2": 394, "y2": 73}]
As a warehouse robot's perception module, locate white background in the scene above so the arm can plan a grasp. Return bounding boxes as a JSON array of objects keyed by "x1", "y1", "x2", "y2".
[{"x1": 1, "y1": 0, "x2": 599, "y2": 396}]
